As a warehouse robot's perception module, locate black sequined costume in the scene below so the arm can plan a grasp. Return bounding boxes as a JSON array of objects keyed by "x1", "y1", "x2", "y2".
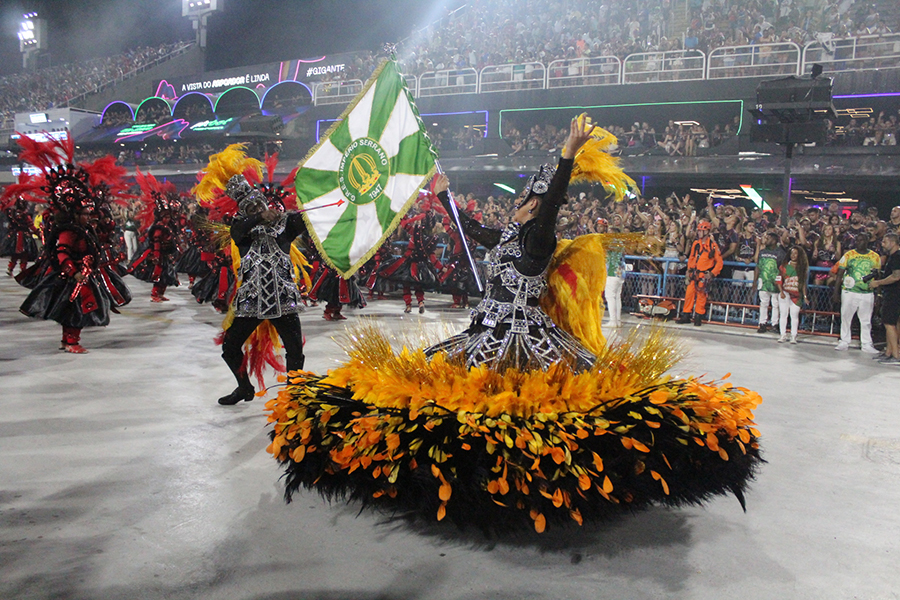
[{"x1": 426, "y1": 158, "x2": 595, "y2": 371}]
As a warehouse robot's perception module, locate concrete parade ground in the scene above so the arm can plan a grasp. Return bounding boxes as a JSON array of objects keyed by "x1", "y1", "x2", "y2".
[{"x1": 1, "y1": 272, "x2": 899, "y2": 600}]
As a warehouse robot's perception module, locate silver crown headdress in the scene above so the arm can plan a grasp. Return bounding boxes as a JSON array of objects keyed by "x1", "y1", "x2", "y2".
[
  {"x1": 226, "y1": 174, "x2": 267, "y2": 216},
  {"x1": 517, "y1": 163, "x2": 556, "y2": 208}
]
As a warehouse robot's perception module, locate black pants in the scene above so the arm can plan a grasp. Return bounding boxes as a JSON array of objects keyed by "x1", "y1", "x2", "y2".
[{"x1": 221, "y1": 313, "x2": 305, "y2": 389}]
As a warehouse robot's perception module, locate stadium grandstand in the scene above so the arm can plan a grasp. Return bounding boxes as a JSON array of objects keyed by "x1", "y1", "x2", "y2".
[{"x1": 1, "y1": 0, "x2": 898, "y2": 333}]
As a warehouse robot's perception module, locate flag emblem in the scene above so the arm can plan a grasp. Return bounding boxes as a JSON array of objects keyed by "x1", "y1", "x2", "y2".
[
  {"x1": 295, "y1": 59, "x2": 438, "y2": 277},
  {"x1": 339, "y1": 138, "x2": 389, "y2": 204}
]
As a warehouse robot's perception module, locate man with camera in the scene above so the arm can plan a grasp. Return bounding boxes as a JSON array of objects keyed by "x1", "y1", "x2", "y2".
[
  {"x1": 868, "y1": 232, "x2": 900, "y2": 364},
  {"x1": 832, "y1": 231, "x2": 881, "y2": 353}
]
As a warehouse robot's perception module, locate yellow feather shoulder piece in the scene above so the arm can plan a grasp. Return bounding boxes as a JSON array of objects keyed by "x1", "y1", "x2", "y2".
[
  {"x1": 540, "y1": 234, "x2": 609, "y2": 355},
  {"x1": 192, "y1": 143, "x2": 264, "y2": 204},
  {"x1": 569, "y1": 115, "x2": 638, "y2": 203}
]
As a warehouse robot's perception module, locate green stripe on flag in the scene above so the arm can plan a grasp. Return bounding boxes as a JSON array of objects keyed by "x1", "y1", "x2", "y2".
[
  {"x1": 390, "y1": 134, "x2": 436, "y2": 175},
  {"x1": 329, "y1": 119, "x2": 353, "y2": 154},
  {"x1": 322, "y1": 203, "x2": 358, "y2": 272},
  {"x1": 294, "y1": 167, "x2": 339, "y2": 205},
  {"x1": 374, "y1": 196, "x2": 396, "y2": 231},
  {"x1": 367, "y1": 63, "x2": 402, "y2": 142}
]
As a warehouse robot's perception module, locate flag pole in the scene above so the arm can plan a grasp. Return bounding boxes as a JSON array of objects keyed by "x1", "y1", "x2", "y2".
[{"x1": 435, "y1": 160, "x2": 483, "y2": 293}]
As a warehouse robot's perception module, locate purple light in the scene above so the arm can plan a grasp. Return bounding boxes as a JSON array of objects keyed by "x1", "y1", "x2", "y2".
[{"x1": 833, "y1": 92, "x2": 900, "y2": 99}]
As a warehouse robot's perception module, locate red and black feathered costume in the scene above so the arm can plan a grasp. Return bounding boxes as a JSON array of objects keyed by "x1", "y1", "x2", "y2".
[
  {"x1": 360, "y1": 241, "x2": 395, "y2": 300},
  {"x1": 377, "y1": 194, "x2": 444, "y2": 312},
  {"x1": 175, "y1": 213, "x2": 213, "y2": 285},
  {"x1": 1, "y1": 198, "x2": 39, "y2": 276},
  {"x1": 127, "y1": 170, "x2": 182, "y2": 301},
  {"x1": 190, "y1": 214, "x2": 236, "y2": 313},
  {"x1": 438, "y1": 200, "x2": 483, "y2": 308},
  {"x1": 2, "y1": 134, "x2": 132, "y2": 353},
  {"x1": 306, "y1": 229, "x2": 367, "y2": 320}
]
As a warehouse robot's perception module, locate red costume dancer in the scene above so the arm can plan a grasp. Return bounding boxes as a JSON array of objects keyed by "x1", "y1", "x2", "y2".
[
  {"x1": 377, "y1": 196, "x2": 443, "y2": 314},
  {"x1": 360, "y1": 241, "x2": 394, "y2": 300},
  {"x1": 128, "y1": 170, "x2": 182, "y2": 302},
  {"x1": 2, "y1": 135, "x2": 132, "y2": 353},
  {"x1": 175, "y1": 210, "x2": 212, "y2": 288},
  {"x1": 438, "y1": 198, "x2": 482, "y2": 309},
  {"x1": 2, "y1": 198, "x2": 39, "y2": 276},
  {"x1": 676, "y1": 220, "x2": 723, "y2": 326}
]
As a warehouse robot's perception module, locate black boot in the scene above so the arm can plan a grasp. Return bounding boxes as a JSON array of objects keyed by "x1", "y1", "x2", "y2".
[
  {"x1": 218, "y1": 385, "x2": 255, "y2": 405},
  {"x1": 675, "y1": 313, "x2": 691, "y2": 324},
  {"x1": 693, "y1": 313, "x2": 703, "y2": 326}
]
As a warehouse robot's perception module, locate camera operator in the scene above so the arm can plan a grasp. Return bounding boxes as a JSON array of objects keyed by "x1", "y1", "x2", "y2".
[{"x1": 868, "y1": 232, "x2": 900, "y2": 364}]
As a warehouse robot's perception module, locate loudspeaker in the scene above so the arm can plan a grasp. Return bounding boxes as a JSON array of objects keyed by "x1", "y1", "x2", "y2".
[
  {"x1": 242, "y1": 115, "x2": 283, "y2": 134},
  {"x1": 750, "y1": 120, "x2": 827, "y2": 145}
]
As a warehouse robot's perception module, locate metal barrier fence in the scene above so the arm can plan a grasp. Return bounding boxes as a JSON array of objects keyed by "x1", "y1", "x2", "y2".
[
  {"x1": 418, "y1": 68, "x2": 478, "y2": 97},
  {"x1": 306, "y1": 35, "x2": 900, "y2": 104},
  {"x1": 547, "y1": 56, "x2": 621, "y2": 87},
  {"x1": 620, "y1": 255, "x2": 841, "y2": 335},
  {"x1": 381, "y1": 248, "x2": 851, "y2": 336},
  {"x1": 802, "y1": 33, "x2": 900, "y2": 74},
  {"x1": 707, "y1": 42, "x2": 801, "y2": 79},
  {"x1": 479, "y1": 63, "x2": 545, "y2": 93},
  {"x1": 313, "y1": 80, "x2": 364, "y2": 105},
  {"x1": 622, "y1": 50, "x2": 706, "y2": 83}
]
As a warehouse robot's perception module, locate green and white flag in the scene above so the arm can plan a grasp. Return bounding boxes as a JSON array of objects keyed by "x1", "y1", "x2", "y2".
[{"x1": 295, "y1": 58, "x2": 438, "y2": 277}]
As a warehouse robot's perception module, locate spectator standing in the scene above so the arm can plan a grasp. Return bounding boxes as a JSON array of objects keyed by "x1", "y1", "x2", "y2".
[
  {"x1": 733, "y1": 220, "x2": 758, "y2": 282},
  {"x1": 123, "y1": 211, "x2": 139, "y2": 262},
  {"x1": 755, "y1": 231, "x2": 785, "y2": 333},
  {"x1": 604, "y1": 232, "x2": 627, "y2": 330},
  {"x1": 776, "y1": 245, "x2": 808, "y2": 344},
  {"x1": 676, "y1": 220, "x2": 723, "y2": 326},
  {"x1": 869, "y1": 232, "x2": 900, "y2": 365},
  {"x1": 832, "y1": 232, "x2": 881, "y2": 353},
  {"x1": 886, "y1": 206, "x2": 900, "y2": 235}
]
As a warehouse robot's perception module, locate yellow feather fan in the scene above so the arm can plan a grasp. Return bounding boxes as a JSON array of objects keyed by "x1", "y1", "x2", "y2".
[
  {"x1": 539, "y1": 234, "x2": 609, "y2": 355},
  {"x1": 192, "y1": 143, "x2": 264, "y2": 204},
  {"x1": 569, "y1": 113, "x2": 638, "y2": 203}
]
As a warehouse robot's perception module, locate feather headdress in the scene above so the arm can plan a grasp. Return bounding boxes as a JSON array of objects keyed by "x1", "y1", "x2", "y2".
[{"x1": 192, "y1": 143, "x2": 265, "y2": 220}]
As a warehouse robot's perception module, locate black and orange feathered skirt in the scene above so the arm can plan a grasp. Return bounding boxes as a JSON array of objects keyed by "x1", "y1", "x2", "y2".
[{"x1": 265, "y1": 324, "x2": 763, "y2": 534}]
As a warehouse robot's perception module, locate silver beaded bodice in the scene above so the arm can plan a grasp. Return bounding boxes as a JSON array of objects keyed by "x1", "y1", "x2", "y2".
[
  {"x1": 232, "y1": 214, "x2": 304, "y2": 319},
  {"x1": 470, "y1": 222, "x2": 554, "y2": 334}
]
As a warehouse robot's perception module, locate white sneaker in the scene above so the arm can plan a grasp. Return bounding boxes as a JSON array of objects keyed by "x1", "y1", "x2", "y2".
[
  {"x1": 790, "y1": 337, "x2": 798, "y2": 344},
  {"x1": 778, "y1": 335, "x2": 788, "y2": 343},
  {"x1": 834, "y1": 342, "x2": 850, "y2": 351},
  {"x1": 861, "y1": 345, "x2": 881, "y2": 354}
]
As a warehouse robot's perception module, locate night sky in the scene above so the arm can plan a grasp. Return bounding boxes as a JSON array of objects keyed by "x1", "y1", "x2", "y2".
[{"x1": 0, "y1": 0, "x2": 460, "y2": 77}]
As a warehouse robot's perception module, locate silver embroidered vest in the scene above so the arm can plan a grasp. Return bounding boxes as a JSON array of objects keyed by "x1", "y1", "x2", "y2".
[
  {"x1": 232, "y1": 215, "x2": 304, "y2": 319},
  {"x1": 470, "y1": 222, "x2": 555, "y2": 333}
]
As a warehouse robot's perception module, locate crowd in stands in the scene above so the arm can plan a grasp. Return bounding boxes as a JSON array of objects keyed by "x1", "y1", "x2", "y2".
[
  {"x1": 503, "y1": 117, "x2": 740, "y2": 156},
  {"x1": 826, "y1": 109, "x2": 900, "y2": 145},
  {"x1": 396, "y1": 0, "x2": 898, "y2": 77},
  {"x1": 0, "y1": 41, "x2": 191, "y2": 129},
  {"x1": 431, "y1": 184, "x2": 899, "y2": 298},
  {"x1": 75, "y1": 141, "x2": 280, "y2": 167}
]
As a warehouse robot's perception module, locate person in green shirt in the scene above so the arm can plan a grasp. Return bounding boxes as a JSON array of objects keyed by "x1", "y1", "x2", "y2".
[
  {"x1": 754, "y1": 232, "x2": 785, "y2": 333},
  {"x1": 832, "y1": 232, "x2": 882, "y2": 352}
]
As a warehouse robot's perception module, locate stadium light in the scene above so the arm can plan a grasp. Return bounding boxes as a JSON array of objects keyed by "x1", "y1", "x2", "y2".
[
  {"x1": 18, "y1": 13, "x2": 47, "y2": 70},
  {"x1": 182, "y1": 0, "x2": 223, "y2": 48}
]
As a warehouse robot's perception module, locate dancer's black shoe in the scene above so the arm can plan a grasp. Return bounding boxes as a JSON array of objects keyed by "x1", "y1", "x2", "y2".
[{"x1": 218, "y1": 386, "x2": 255, "y2": 405}]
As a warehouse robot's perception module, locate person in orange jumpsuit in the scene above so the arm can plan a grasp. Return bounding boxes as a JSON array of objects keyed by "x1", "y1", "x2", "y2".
[{"x1": 676, "y1": 219, "x2": 723, "y2": 326}]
